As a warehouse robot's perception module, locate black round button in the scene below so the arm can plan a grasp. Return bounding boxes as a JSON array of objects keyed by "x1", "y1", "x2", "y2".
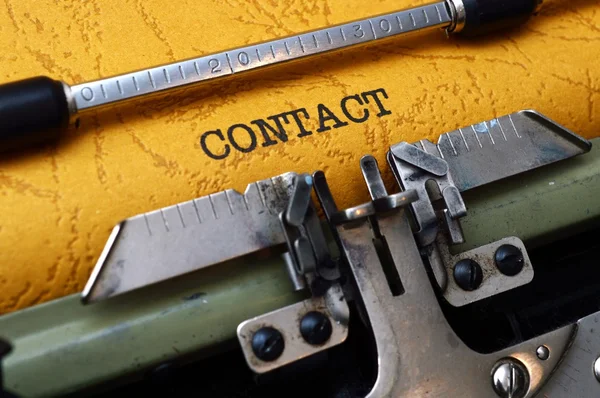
[
  {"x1": 494, "y1": 244, "x2": 524, "y2": 276},
  {"x1": 453, "y1": 259, "x2": 483, "y2": 291},
  {"x1": 251, "y1": 327, "x2": 285, "y2": 361},
  {"x1": 300, "y1": 311, "x2": 333, "y2": 345}
]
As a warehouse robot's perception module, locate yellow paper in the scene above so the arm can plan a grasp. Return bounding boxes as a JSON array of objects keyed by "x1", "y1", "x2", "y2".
[{"x1": 1, "y1": 0, "x2": 599, "y2": 313}]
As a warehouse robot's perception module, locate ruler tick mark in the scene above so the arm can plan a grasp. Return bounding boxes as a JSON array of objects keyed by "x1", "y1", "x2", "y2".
[
  {"x1": 224, "y1": 191, "x2": 234, "y2": 215},
  {"x1": 148, "y1": 71, "x2": 156, "y2": 88},
  {"x1": 100, "y1": 84, "x2": 107, "y2": 98},
  {"x1": 496, "y1": 119, "x2": 508, "y2": 141},
  {"x1": 396, "y1": 15, "x2": 404, "y2": 30},
  {"x1": 270, "y1": 45, "x2": 276, "y2": 58},
  {"x1": 179, "y1": 65, "x2": 186, "y2": 80},
  {"x1": 508, "y1": 115, "x2": 521, "y2": 138},
  {"x1": 176, "y1": 204, "x2": 186, "y2": 228},
  {"x1": 368, "y1": 20, "x2": 377, "y2": 39},
  {"x1": 458, "y1": 128, "x2": 470, "y2": 151},
  {"x1": 270, "y1": 177, "x2": 282, "y2": 201},
  {"x1": 423, "y1": 9, "x2": 429, "y2": 24},
  {"x1": 191, "y1": 199, "x2": 202, "y2": 223},
  {"x1": 242, "y1": 192, "x2": 250, "y2": 211},
  {"x1": 143, "y1": 214, "x2": 152, "y2": 236},
  {"x1": 298, "y1": 36, "x2": 305, "y2": 53},
  {"x1": 409, "y1": 12, "x2": 416, "y2": 27},
  {"x1": 436, "y1": 142, "x2": 445, "y2": 159},
  {"x1": 256, "y1": 182, "x2": 266, "y2": 207},
  {"x1": 116, "y1": 80, "x2": 123, "y2": 95},
  {"x1": 446, "y1": 133, "x2": 458, "y2": 155},
  {"x1": 326, "y1": 31, "x2": 333, "y2": 44},
  {"x1": 471, "y1": 125, "x2": 483, "y2": 148},
  {"x1": 340, "y1": 27, "x2": 347, "y2": 41},
  {"x1": 224, "y1": 53, "x2": 235, "y2": 73},
  {"x1": 208, "y1": 195, "x2": 218, "y2": 219},
  {"x1": 255, "y1": 47, "x2": 261, "y2": 61},
  {"x1": 193, "y1": 61, "x2": 200, "y2": 76},
  {"x1": 435, "y1": 5, "x2": 443, "y2": 22},
  {"x1": 312, "y1": 34, "x2": 318, "y2": 48},
  {"x1": 132, "y1": 76, "x2": 139, "y2": 91},
  {"x1": 484, "y1": 121, "x2": 495, "y2": 145},
  {"x1": 284, "y1": 41, "x2": 291, "y2": 55},
  {"x1": 163, "y1": 68, "x2": 171, "y2": 83},
  {"x1": 160, "y1": 209, "x2": 170, "y2": 232}
]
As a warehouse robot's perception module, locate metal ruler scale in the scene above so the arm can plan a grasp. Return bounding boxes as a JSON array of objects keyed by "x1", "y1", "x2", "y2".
[
  {"x1": 413, "y1": 110, "x2": 592, "y2": 192},
  {"x1": 71, "y1": 2, "x2": 451, "y2": 111},
  {"x1": 82, "y1": 173, "x2": 297, "y2": 302}
]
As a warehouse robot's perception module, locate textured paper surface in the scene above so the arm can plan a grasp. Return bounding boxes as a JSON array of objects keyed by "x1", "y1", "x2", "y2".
[{"x1": 0, "y1": 0, "x2": 599, "y2": 313}]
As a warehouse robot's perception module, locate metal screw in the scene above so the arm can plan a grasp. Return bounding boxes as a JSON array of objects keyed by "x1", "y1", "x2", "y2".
[
  {"x1": 491, "y1": 358, "x2": 529, "y2": 398},
  {"x1": 536, "y1": 345, "x2": 550, "y2": 360},
  {"x1": 251, "y1": 327, "x2": 285, "y2": 362},
  {"x1": 300, "y1": 311, "x2": 333, "y2": 345},
  {"x1": 594, "y1": 356, "x2": 600, "y2": 382},
  {"x1": 453, "y1": 259, "x2": 483, "y2": 291},
  {"x1": 495, "y1": 244, "x2": 525, "y2": 276}
]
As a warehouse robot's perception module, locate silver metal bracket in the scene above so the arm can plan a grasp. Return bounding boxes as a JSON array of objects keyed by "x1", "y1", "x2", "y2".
[
  {"x1": 428, "y1": 235, "x2": 534, "y2": 306},
  {"x1": 386, "y1": 109, "x2": 593, "y2": 251},
  {"x1": 237, "y1": 283, "x2": 349, "y2": 374},
  {"x1": 318, "y1": 156, "x2": 419, "y2": 228},
  {"x1": 388, "y1": 141, "x2": 535, "y2": 306},
  {"x1": 388, "y1": 141, "x2": 467, "y2": 247},
  {"x1": 279, "y1": 173, "x2": 340, "y2": 287},
  {"x1": 237, "y1": 173, "x2": 349, "y2": 374}
]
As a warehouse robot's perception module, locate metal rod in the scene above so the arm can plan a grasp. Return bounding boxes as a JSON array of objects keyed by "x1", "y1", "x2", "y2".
[
  {"x1": 1, "y1": 0, "x2": 547, "y2": 147},
  {"x1": 69, "y1": 1, "x2": 452, "y2": 114}
]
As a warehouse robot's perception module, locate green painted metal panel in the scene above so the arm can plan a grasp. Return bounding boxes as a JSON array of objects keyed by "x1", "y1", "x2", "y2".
[
  {"x1": 459, "y1": 139, "x2": 600, "y2": 251},
  {"x1": 1, "y1": 254, "x2": 303, "y2": 397}
]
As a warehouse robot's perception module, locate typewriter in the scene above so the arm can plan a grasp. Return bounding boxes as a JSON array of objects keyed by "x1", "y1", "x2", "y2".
[{"x1": 1, "y1": 0, "x2": 599, "y2": 397}]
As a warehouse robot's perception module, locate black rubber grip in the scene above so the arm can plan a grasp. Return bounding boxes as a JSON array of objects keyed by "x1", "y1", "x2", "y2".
[
  {"x1": 460, "y1": 0, "x2": 540, "y2": 36},
  {"x1": 0, "y1": 76, "x2": 70, "y2": 150}
]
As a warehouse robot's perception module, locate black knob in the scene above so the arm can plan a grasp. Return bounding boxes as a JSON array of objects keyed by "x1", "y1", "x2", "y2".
[
  {"x1": 494, "y1": 244, "x2": 524, "y2": 276},
  {"x1": 300, "y1": 311, "x2": 333, "y2": 345},
  {"x1": 453, "y1": 259, "x2": 483, "y2": 291},
  {"x1": 0, "y1": 76, "x2": 70, "y2": 150},
  {"x1": 251, "y1": 327, "x2": 285, "y2": 361},
  {"x1": 459, "y1": 0, "x2": 541, "y2": 36}
]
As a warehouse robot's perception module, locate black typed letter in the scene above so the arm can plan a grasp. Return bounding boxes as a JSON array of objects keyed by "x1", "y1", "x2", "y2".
[
  {"x1": 227, "y1": 123, "x2": 258, "y2": 153},
  {"x1": 200, "y1": 129, "x2": 231, "y2": 160},
  {"x1": 340, "y1": 94, "x2": 370, "y2": 123},
  {"x1": 251, "y1": 118, "x2": 289, "y2": 147},
  {"x1": 270, "y1": 108, "x2": 313, "y2": 138},
  {"x1": 316, "y1": 103, "x2": 349, "y2": 133},
  {"x1": 361, "y1": 88, "x2": 392, "y2": 117}
]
